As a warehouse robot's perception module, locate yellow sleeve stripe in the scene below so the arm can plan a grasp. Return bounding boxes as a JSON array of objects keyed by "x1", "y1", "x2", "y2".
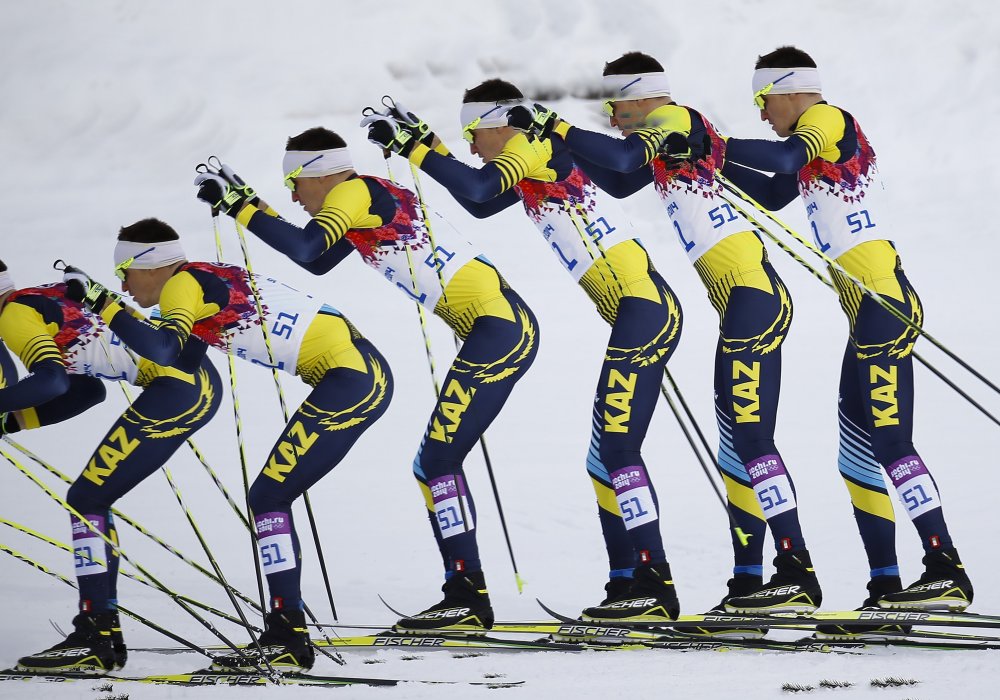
[
  {"x1": 410, "y1": 142, "x2": 431, "y2": 168},
  {"x1": 164, "y1": 308, "x2": 196, "y2": 322},
  {"x1": 794, "y1": 104, "x2": 846, "y2": 161},
  {"x1": 100, "y1": 299, "x2": 126, "y2": 327},
  {"x1": 0, "y1": 303, "x2": 61, "y2": 367},
  {"x1": 553, "y1": 120, "x2": 572, "y2": 139},
  {"x1": 433, "y1": 141, "x2": 451, "y2": 157},
  {"x1": 314, "y1": 209, "x2": 352, "y2": 248},
  {"x1": 317, "y1": 179, "x2": 374, "y2": 244},
  {"x1": 492, "y1": 154, "x2": 527, "y2": 189},
  {"x1": 21, "y1": 343, "x2": 62, "y2": 369},
  {"x1": 634, "y1": 128, "x2": 666, "y2": 164},
  {"x1": 795, "y1": 125, "x2": 825, "y2": 161},
  {"x1": 159, "y1": 316, "x2": 193, "y2": 340},
  {"x1": 315, "y1": 208, "x2": 351, "y2": 230},
  {"x1": 19, "y1": 407, "x2": 41, "y2": 430},
  {"x1": 312, "y1": 219, "x2": 338, "y2": 248},
  {"x1": 236, "y1": 202, "x2": 259, "y2": 228},
  {"x1": 156, "y1": 272, "x2": 212, "y2": 344}
]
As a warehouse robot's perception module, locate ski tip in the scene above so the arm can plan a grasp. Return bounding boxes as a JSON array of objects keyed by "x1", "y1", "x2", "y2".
[{"x1": 377, "y1": 594, "x2": 408, "y2": 618}]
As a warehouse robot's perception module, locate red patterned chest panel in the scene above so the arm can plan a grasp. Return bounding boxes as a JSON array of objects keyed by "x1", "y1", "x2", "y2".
[
  {"x1": 179, "y1": 262, "x2": 263, "y2": 350},
  {"x1": 8, "y1": 283, "x2": 96, "y2": 353},
  {"x1": 344, "y1": 176, "x2": 426, "y2": 262},
  {"x1": 650, "y1": 109, "x2": 727, "y2": 195},
  {"x1": 797, "y1": 117, "x2": 877, "y2": 200},
  {"x1": 514, "y1": 166, "x2": 594, "y2": 219}
]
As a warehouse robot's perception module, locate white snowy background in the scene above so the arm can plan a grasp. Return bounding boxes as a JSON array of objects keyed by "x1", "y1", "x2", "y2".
[{"x1": 2, "y1": 1, "x2": 999, "y2": 697}]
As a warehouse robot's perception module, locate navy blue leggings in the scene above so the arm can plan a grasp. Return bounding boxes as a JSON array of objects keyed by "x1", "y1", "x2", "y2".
[
  {"x1": 66, "y1": 363, "x2": 222, "y2": 612},
  {"x1": 248, "y1": 339, "x2": 392, "y2": 610},
  {"x1": 586, "y1": 270, "x2": 682, "y2": 575},
  {"x1": 713, "y1": 270, "x2": 805, "y2": 573},
  {"x1": 836, "y1": 268, "x2": 953, "y2": 578},
  {"x1": 413, "y1": 287, "x2": 538, "y2": 577}
]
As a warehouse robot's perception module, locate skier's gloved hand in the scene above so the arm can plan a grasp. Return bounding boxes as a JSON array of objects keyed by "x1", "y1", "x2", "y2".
[
  {"x1": 507, "y1": 103, "x2": 558, "y2": 139},
  {"x1": 657, "y1": 131, "x2": 711, "y2": 162},
  {"x1": 658, "y1": 131, "x2": 693, "y2": 160},
  {"x1": 194, "y1": 172, "x2": 255, "y2": 217},
  {"x1": 63, "y1": 265, "x2": 116, "y2": 312},
  {"x1": 361, "y1": 114, "x2": 416, "y2": 157},
  {"x1": 215, "y1": 162, "x2": 261, "y2": 202},
  {"x1": 384, "y1": 98, "x2": 435, "y2": 146}
]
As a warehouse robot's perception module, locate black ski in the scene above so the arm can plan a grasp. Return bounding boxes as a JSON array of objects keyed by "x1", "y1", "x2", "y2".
[
  {"x1": 0, "y1": 667, "x2": 524, "y2": 688},
  {"x1": 537, "y1": 599, "x2": 1000, "y2": 632}
]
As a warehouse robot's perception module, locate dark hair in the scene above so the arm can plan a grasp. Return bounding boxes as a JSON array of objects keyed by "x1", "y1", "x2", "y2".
[
  {"x1": 755, "y1": 46, "x2": 817, "y2": 69},
  {"x1": 0, "y1": 259, "x2": 6, "y2": 273},
  {"x1": 118, "y1": 218, "x2": 180, "y2": 243},
  {"x1": 463, "y1": 78, "x2": 524, "y2": 104},
  {"x1": 603, "y1": 51, "x2": 664, "y2": 76},
  {"x1": 285, "y1": 127, "x2": 347, "y2": 151}
]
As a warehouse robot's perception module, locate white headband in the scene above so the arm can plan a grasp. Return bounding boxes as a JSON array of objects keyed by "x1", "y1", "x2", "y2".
[
  {"x1": 459, "y1": 100, "x2": 526, "y2": 130},
  {"x1": 113, "y1": 240, "x2": 187, "y2": 270},
  {"x1": 0, "y1": 270, "x2": 14, "y2": 296},
  {"x1": 602, "y1": 72, "x2": 672, "y2": 103},
  {"x1": 282, "y1": 148, "x2": 354, "y2": 179},
  {"x1": 752, "y1": 68, "x2": 822, "y2": 96}
]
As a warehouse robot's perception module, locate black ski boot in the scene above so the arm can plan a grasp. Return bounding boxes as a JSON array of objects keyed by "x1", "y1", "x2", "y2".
[
  {"x1": 879, "y1": 548, "x2": 973, "y2": 611},
  {"x1": 212, "y1": 608, "x2": 314, "y2": 672},
  {"x1": 815, "y1": 575, "x2": 912, "y2": 639},
  {"x1": 581, "y1": 563, "x2": 679, "y2": 622},
  {"x1": 725, "y1": 550, "x2": 822, "y2": 614},
  {"x1": 16, "y1": 611, "x2": 116, "y2": 674},
  {"x1": 395, "y1": 571, "x2": 494, "y2": 632}
]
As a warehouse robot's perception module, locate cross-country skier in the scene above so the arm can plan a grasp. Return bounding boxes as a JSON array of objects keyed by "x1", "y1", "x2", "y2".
[
  {"x1": 535, "y1": 52, "x2": 822, "y2": 616},
  {"x1": 196, "y1": 132, "x2": 539, "y2": 633},
  {"x1": 59, "y1": 218, "x2": 393, "y2": 670},
  {"x1": 2, "y1": 258, "x2": 222, "y2": 673},
  {"x1": 361, "y1": 82, "x2": 683, "y2": 623},
  {"x1": 721, "y1": 46, "x2": 973, "y2": 627}
]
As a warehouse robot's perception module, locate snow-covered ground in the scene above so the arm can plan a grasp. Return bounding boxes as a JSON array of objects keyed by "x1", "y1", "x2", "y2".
[{"x1": 2, "y1": 1, "x2": 999, "y2": 697}]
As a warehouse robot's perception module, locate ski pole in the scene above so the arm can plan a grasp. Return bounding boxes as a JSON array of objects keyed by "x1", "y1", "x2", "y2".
[
  {"x1": 220, "y1": 206, "x2": 341, "y2": 623},
  {"x1": 716, "y1": 174, "x2": 1000, "y2": 399},
  {"x1": 212, "y1": 206, "x2": 346, "y2": 661},
  {"x1": 1, "y1": 444, "x2": 278, "y2": 681},
  {"x1": 0, "y1": 517, "x2": 257, "y2": 629},
  {"x1": 88, "y1": 309, "x2": 271, "y2": 664},
  {"x1": 0, "y1": 541, "x2": 227, "y2": 662},
  {"x1": 229, "y1": 220, "x2": 344, "y2": 632},
  {"x1": 405, "y1": 161, "x2": 526, "y2": 593},
  {"x1": 719, "y1": 203, "x2": 1000, "y2": 429},
  {"x1": 117, "y1": 377, "x2": 272, "y2": 667},
  {"x1": 561, "y1": 201, "x2": 748, "y2": 544},
  {"x1": 657, "y1": 378, "x2": 750, "y2": 545},
  {"x1": 2, "y1": 435, "x2": 263, "y2": 611},
  {"x1": 210, "y1": 213, "x2": 270, "y2": 618}
]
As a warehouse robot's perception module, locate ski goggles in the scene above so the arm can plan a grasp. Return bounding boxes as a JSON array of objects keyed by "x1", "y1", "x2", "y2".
[
  {"x1": 461, "y1": 104, "x2": 510, "y2": 143},
  {"x1": 461, "y1": 116, "x2": 482, "y2": 143},
  {"x1": 114, "y1": 246, "x2": 156, "y2": 281},
  {"x1": 283, "y1": 154, "x2": 325, "y2": 191},
  {"x1": 753, "y1": 71, "x2": 795, "y2": 110}
]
